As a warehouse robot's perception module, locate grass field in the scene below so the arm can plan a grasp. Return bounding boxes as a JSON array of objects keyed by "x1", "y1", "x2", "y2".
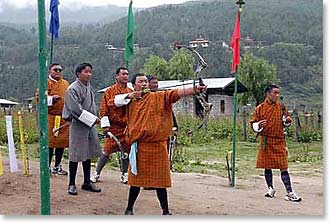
[
  {"x1": 0, "y1": 111, "x2": 323, "y2": 179},
  {"x1": 171, "y1": 140, "x2": 322, "y2": 178}
]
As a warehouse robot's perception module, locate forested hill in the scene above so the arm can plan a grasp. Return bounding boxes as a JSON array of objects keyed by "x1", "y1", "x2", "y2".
[
  {"x1": 0, "y1": 0, "x2": 323, "y2": 108},
  {"x1": 98, "y1": 0, "x2": 322, "y2": 52}
]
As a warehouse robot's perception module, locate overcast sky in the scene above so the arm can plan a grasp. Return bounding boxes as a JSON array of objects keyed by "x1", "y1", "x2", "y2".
[{"x1": 0, "y1": 0, "x2": 191, "y2": 9}]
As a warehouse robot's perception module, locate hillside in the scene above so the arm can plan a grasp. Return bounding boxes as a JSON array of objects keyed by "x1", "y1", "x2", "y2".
[{"x1": 0, "y1": 0, "x2": 323, "y2": 109}]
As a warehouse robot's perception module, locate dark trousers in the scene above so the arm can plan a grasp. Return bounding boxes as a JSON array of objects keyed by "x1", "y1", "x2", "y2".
[{"x1": 69, "y1": 159, "x2": 91, "y2": 186}]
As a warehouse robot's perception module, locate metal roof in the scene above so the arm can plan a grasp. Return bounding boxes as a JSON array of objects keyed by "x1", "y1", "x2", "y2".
[
  {"x1": 98, "y1": 77, "x2": 248, "y2": 94},
  {"x1": 158, "y1": 78, "x2": 237, "y2": 89},
  {"x1": 0, "y1": 98, "x2": 19, "y2": 105}
]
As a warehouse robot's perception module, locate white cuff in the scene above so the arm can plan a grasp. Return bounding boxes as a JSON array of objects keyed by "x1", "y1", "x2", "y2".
[
  {"x1": 284, "y1": 122, "x2": 291, "y2": 127},
  {"x1": 78, "y1": 110, "x2": 97, "y2": 127},
  {"x1": 252, "y1": 122, "x2": 264, "y2": 133},
  {"x1": 47, "y1": 96, "x2": 53, "y2": 106},
  {"x1": 100, "y1": 116, "x2": 110, "y2": 128},
  {"x1": 114, "y1": 93, "x2": 131, "y2": 107}
]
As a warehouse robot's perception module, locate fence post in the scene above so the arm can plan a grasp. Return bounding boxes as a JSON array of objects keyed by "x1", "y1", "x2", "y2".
[
  {"x1": 293, "y1": 109, "x2": 299, "y2": 142},
  {"x1": 310, "y1": 111, "x2": 314, "y2": 129},
  {"x1": 304, "y1": 112, "x2": 308, "y2": 126},
  {"x1": 317, "y1": 111, "x2": 322, "y2": 129},
  {"x1": 242, "y1": 105, "x2": 247, "y2": 141}
]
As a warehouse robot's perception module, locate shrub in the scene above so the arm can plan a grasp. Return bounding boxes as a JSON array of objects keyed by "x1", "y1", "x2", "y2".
[{"x1": 298, "y1": 129, "x2": 322, "y2": 143}]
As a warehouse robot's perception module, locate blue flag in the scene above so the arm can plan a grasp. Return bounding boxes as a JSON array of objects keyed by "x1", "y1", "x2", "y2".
[{"x1": 49, "y1": 0, "x2": 60, "y2": 39}]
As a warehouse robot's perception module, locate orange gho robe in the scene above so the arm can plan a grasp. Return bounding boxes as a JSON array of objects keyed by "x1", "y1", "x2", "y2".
[
  {"x1": 48, "y1": 77, "x2": 70, "y2": 148},
  {"x1": 126, "y1": 89, "x2": 180, "y2": 188},
  {"x1": 99, "y1": 83, "x2": 133, "y2": 153},
  {"x1": 250, "y1": 99, "x2": 290, "y2": 169}
]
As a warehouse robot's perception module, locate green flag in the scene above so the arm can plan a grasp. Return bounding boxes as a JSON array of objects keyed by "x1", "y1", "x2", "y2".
[{"x1": 125, "y1": 0, "x2": 135, "y2": 62}]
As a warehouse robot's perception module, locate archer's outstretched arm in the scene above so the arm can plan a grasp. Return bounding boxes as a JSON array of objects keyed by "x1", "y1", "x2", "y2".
[{"x1": 177, "y1": 85, "x2": 207, "y2": 98}]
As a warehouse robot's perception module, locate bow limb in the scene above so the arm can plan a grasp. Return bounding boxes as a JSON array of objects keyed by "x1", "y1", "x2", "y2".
[
  {"x1": 187, "y1": 47, "x2": 212, "y2": 130},
  {"x1": 173, "y1": 43, "x2": 212, "y2": 130},
  {"x1": 98, "y1": 132, "x2": 128, "y2": 159}
]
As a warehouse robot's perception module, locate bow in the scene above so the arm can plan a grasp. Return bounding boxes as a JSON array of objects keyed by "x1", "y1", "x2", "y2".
[
  {"x1": 168, "y1": 134, "x2": 177, "y2": 170},
  {"x1": 98, "y1": 132, "x2": 129, "y2": 160},
  {"x1": 173, "y1": 42, "x2": 213, "y2": 130}
]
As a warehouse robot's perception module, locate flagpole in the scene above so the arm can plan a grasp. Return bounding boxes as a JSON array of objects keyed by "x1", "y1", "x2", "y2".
[
  {"x1": 37, "y1": 0, "x2": 51, "y2": 215},
  {"x1": 231, "y1": 65, "x2": 239, "y2": 187},
  {"x1": 231, "y1": 0, "x2": 244, "y2": 187},
  {"x1": 50, "y1": 34, "x2": 54, "y2": 64},
  {"x1": 49, "y1": 0, "x2": 60, "y2": 65},
  {"x1": 125, "y1": 0, "x2": 134, "y2": 69}
]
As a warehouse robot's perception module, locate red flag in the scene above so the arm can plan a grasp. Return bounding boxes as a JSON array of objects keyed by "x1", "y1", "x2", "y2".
[{"x1": 231, "y1": 11, "x2": 240, "y2": 73}]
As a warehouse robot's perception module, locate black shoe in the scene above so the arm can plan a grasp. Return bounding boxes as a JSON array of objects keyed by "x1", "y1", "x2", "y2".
[
  {"x1": 81, "y1": 183, "x2": 101, "y2": 192},
  {"x1": 68, "y1": 185, "x2": 77, "y2": 195},
  {"x1": 163, "y1": 210, "x2": 172, "y2": 215},
  {"x1": 125, "y1": 209, "x2": 134, "y2": 215}
]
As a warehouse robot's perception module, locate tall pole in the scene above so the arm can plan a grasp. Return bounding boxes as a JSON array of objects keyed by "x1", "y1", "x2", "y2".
[
  {"x1": 37, "y1": 0, "x2": 50, "y2": 215},
  {"x1": 231, "y1": 0, "x2": 244, "y2": 187},
  {"x1": 231, "y1": 65, "x2": 239, "y2": 187},
  {"x1": 49, "y1": 35, "x2": 54, "y2": 64},
  {"x1": 125, "y1": 0, "x2": 134, "y2": 70}
]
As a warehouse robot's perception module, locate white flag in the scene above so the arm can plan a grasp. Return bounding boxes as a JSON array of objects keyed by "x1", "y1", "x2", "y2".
[{"x1": 5, "y1": 115, "x2": 18, "y2": 172}]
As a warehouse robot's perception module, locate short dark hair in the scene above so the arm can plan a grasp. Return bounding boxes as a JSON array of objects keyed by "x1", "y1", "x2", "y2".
[
  {"x1": 116, "y1": 67, "x2": 128, "y2": 75},
  {"x1": 49, "y1": 63, "x2": 61, "y2": 70},
  {"x1": 147, "y1": 75, "x2": 158, "y2": 82},
  {"x1": 131, "y1": 73, "x2": 146, "y2": 84},
  {"x1": 75, "y1": 62, "x2": 92, "y2": 77},
  {"x1": 264, "y1": 84, "x2": 279, "y2": 94}
]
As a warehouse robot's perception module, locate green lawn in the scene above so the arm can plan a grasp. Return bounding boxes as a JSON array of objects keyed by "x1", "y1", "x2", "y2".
[{"x1": 171, "y1": 140, "x2": 323, "y2": 179}]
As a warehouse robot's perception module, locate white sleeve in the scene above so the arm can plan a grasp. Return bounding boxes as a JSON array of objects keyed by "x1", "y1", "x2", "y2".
[
  {"x1": 114, "y1": 93, "x2": 131, "y2": 107},
  {"x1": 100, "y1": 116, "x2": 110, "y2": 128},
  {"x1": 47, "y1": 96, "x2": 53, "y2": 106},
  {"x1": 284, "y1": 121, "x2": 291, "y2": 127},
  {"x1": 252, "y1": 121, "x2": 264, "y2": 133},
  {"x1": 78, "y1": 110, "x2": 97, "y2": 127}
]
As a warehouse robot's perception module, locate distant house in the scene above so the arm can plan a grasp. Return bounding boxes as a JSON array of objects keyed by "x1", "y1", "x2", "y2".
[
  {"x1": 23, "y1": 96, "x2": 36, "y2": 112},
  {"x1": 243, "y1": 36, "x2": 254, "y2": 49},
  {"x1": 0, "y1": 98, "x2": 19, "y2": 107},
  {"x1": 0, "y1": 98, "x2": 19, "y2": 114},
  {"x1": 98, "y1": 78, "x2": 248, "y2": 117},
  {"x1": 188, "y1": 37, "x2": 209, "y2": 48},
  {"x1": 104, "y1": 43, "x2": 117, "y2": 50}
]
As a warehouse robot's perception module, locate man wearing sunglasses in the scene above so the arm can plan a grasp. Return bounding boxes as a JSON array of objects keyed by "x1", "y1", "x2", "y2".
[{"x1": 47, "y1": 63, "x2": 70, "y2": 176}]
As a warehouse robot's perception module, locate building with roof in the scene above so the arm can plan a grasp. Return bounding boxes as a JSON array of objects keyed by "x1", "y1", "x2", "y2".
[
  {"x1": 0, "y1": 98, "x2": 19, "y2": 107},
  {"x1": 0, "y1": 98, "x2": 19, "y2": 114},
  {"x1": 188, "y1": 37, "x2": 209, "y2": 48}
]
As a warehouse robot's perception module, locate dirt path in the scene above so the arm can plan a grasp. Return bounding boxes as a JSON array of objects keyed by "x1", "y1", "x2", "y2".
[{"x1": 0, "y1": 159, "x2": 323, "y2": 216}]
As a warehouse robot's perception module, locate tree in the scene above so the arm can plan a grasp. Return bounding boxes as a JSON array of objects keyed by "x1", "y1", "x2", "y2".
[
  {"x1": 239, "y1": 52, "x2": 277, "y2": 106},
  {"x1": 140, "y1": 55, "x2": 169, "y2": 80},
  {"x1": 168, "y1": 50, "x2": 195, "y2": 80}
]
